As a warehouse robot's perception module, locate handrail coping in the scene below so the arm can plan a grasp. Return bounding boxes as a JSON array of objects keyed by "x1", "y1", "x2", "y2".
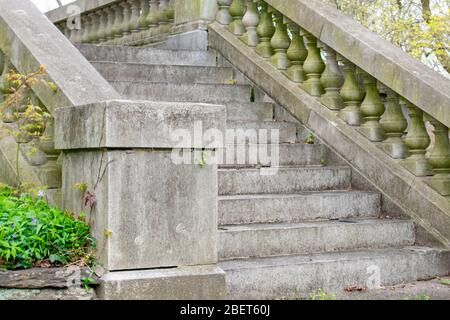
[{"x1": 0, "y1": 0, "x2": 120, "y2": 113}]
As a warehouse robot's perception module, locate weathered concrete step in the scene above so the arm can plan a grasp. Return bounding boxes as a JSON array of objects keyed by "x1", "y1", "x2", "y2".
[
  {"x1": 226, "y1": 102, "x2": 274, "y2": 122},
  {"x1": 225, "y1": 121, "x2": 297, "y2": 144},
  {"x1": 111, "y1": 81, "x2": 263, "y2": 103},
  {"x1": 92, "y1": 62, "x2": 239, "y2": 84},
  {"x1": 220, "y1": 247, "x2": 450, "y2": 300},
  {"x1": 218, "y1": 166, "x2": 351, "y2": 195},
  {"x1": 218, "y1": 191, "x2": 381, "y2": 225},
  {"x1": 219, "y1": 143, "x2": 325, "y2": 168},
  {"x1": 219, "y1": 219, "x2": 415, "y2": 260},
  {"x1": 77, "y1": 44, "x2": 224, "y2": 66}
]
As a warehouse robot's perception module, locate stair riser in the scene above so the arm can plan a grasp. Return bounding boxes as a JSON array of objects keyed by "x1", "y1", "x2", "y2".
[
  {"x1": 219, "y1": 144, "x2": 324, "y2": 168},
  {"x1": 219, "y1": 192, "x2": 381, "y2": 225},
  {"x1": 78, "y1": 44, "x2": 223, "y2": 66},
  {"x1": 219, "y1": 221, "x2": 415, "y2": 260},
  {"x1": 112, "y1": 82, "x2": 263, "y2": 103},
  {"x1": 93, "y1": 63, "x2": 236, "y2": 84},
  {"x1": 226, "y1": 103, "x2": 273, "y2": 122},
  {"x1": 219, "y1": 167, "x2": 351, "y2": 195},
  {"x1": 221, "y1": 250, "x2": 450, "y2": 300},
  {"x1": 225, "y1": 122, "x2": 297, "y2": 144}
]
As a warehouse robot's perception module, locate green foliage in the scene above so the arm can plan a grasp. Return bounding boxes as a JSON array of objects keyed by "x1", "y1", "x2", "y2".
[
  {"x1": 305, "y1": 132, "x2": 315, "y2": 144},
  {"x1": 322, "y1": 0, "x2": 450, "y2": 76},
  {"x1": 439, "y1": 278, "x2": 450, "y2": 285},
  {"x1": 404, "y1": 293, "x2": 432, "y2": 300},
  {"x1": 309, "y1": 288, "x2": 336, "y2": 300},
  {"x1": 0, "y1": 185, "x2": 95, "y2": 270}
]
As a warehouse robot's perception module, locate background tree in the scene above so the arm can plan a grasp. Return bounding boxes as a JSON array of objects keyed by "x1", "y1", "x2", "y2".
[{"x1": 323, "y1": 0, "x2": 449, "y2": 77}]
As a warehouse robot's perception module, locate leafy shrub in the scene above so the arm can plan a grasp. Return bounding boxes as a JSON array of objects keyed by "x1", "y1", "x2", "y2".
[{"x1": 0, "y1": 185, "x2": 95, "y2": 270}]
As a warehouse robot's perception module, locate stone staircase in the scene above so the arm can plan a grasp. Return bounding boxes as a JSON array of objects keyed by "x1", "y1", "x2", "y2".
[{"x1": 78, "y1": 43, "x2": 449, "y2": 300}]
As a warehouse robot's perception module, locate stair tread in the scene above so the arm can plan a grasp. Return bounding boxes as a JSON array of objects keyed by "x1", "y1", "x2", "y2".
[
  {"x1": 219, "y1": 165, "x2": 349, "y2": 172},
  {"x1": 219, "y1": 246, "x2": 448, "y2": 270},
  {"x1": 219, "y1": 190, "x2": 378, "y2": 200},
  {"x1": 219, "y1": 217, "x2": 411, "y2": 231}
]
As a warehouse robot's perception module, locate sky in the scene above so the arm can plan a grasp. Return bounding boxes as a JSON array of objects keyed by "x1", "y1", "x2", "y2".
[{"x1": 31, "y1": 0, "x2": 76, "y2": 12}]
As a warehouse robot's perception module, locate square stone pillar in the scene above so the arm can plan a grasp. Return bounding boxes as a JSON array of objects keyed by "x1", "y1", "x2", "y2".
[
  {"x1": 174, "y1": 0, "x2": 218, "y2": 33},
  {"x1": 55, "y1": 100, "x2": 227, "y2": 299}
]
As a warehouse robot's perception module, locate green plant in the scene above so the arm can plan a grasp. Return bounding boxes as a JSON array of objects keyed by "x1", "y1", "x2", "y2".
[
  {"x1": 0, "y1": 65, "x2": 55, "y2": 187},
  {"x1": 81, "y1": 276, "x2": 94, "y2": 291},
  {"x1": 439, "y1": 278, "x2": 450, "y2": 286},
  {"x1": 0, "y1": 184, "x2": 95, "y2": 270},
  {"x1": 305, "y1": 132, "x2": 315, "y2": 144},
  {"x1": 404, "y1": 293, "x2": 432, "y2": 300},
  {"x1": 309, "y1": 288, "x2": 336, "y2": 300}
]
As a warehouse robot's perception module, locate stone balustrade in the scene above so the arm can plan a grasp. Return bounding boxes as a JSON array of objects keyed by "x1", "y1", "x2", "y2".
[
  {"x1": 51, "y1": 0, "x2": 175, "y2": 46},
  {"x1": 215, "y1": 0, "x2": 450, "y2": 197}
]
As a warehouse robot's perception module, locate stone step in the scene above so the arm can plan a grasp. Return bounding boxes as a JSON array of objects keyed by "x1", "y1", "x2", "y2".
[
  {"x1": 92, "y1": 62, "x2": 239, "y2": 84},
  {"x1": 225, "y1": 121, "x2": 297, "y2": 144},
  {"x1": 111, "y1": 81, "x2": 263, "y2": 103},
  {"x1": 219, "y1": 247, "x2": 450, "y2": 299},
  {"x1": 219, "y1": 143, "x2": 325, "y2": 168},
  {"x1": 219, "y1": 219, "x2": 415, "y2": 260},
  {"x1": 226, "y1": 102, "x2": 273, "y2": 122},
  {"x1": 218, "y1": 191, "x2": 381, "y2": 225},
  {"x1": 218, "y1": 166, "x2": 351, "y2": 195},
  {"x1": 78, "y1": 43, "x2": 224, "y2": 66}
]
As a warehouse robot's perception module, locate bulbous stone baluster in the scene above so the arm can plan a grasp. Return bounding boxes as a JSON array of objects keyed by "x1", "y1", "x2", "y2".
[
  {"x1": 120, "y1": 1, "x2": 132, "y2": 39},
  {"x1": 282, "y1": 23, "x2": 307, "y2": 83},
  {"x1": 320, "y1": 45, "x2": 343, "y2": 109},
  {"x1": 255, "y1": 3, "x2": 274, "y2": 59},
  {"x1": 138, "y1": 0, "x2": 150, "y2": 32},
  {"x1": 158, "y1": 0, "x2": 172, "y2": 34},
  {"x1": 36, "y1": 117, "x2": 62, "y2": 187},
  {"x1": 228, "y1": 0, "x2": 246, "y2": 36},
  {"x1": 146, "y1": 0, "x2": 161, "y2": 38},
  {"x1": 0, "y1": 60, "x2": 15, "y2": 123},
  {"x1": 111, "y1": 4, "x2": 124, "y2": 44},
  {"x1": 359, "y1": 73, "x2": 385, "y2": 141},
  {"x1": 104, "y1": 7, "x2": 116, "y2": 43},
  {"x1": 81, "y1": 15, "x2": 92, "y2": 43},
  {"x1": 239, "y1": 0, "x2": 259, "y2": 47},
  {"x1": 23, "y1": 94, "x2": 47, "y2": 166},
  {"x1": 424, "y1": 116, "x2": 450, "y2": 195},
  {"x1": 86, "y1": 13, "x2": 98, "y2": 43},
  {"x1": 269, "y1": 12, "x2": 290, "y2": 70},
  {"x1": 301, "y1": 32, "x2": 325, "y2": 97},
  {"x1": 166, "y1": 0, "x2": 174, "y2": 24},
  {"x1": 97, "y1": 10, "x2": 109, "y2": 43},
  {"x1": 400, "y1": 101, "x2": 432, "y2": 176},
  {"x1": 379, "y1": 88, "x2": 408, "y2": 159},
  {"x1": 339, "y1": 59, "x2": 363, "y2": 125},
  {"x1": 128, "y1": 0, "x2": 142, "y2": 43},
  {"x1": 217, "y1": 0, "x2": 233, "y2": 25}
]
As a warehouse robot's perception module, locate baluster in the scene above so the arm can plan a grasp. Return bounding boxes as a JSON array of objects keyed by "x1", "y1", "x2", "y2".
[
  {"x1": 37, "y1": 117, "x2": 62, "y2": 187},
  {"x1": 379, "y1": 88, "x2": 408, "y2": 159},
  {"x1": 339, "y1": 59, "x2": 363, "y2": 125},
  {"x1": 138, "y1": 0, "x2": 150, "y2": 32},
  {"x1": 240, "y1": 0, "x2": 259, "y2": 46},
  {"x1": 400, "y1": 100, "x2": 432, "y2": 176},
  {"x1": 62, "y1": 22, "x2": 71, "y2": 39},
  {"x1": 104, "y1": 6, "x2": 116, "y2": 43},
  {"x1": 97, "y1": 9, "x2": 108, "y2": 43},
  {"x1": 255, "y1": 2, "x2": 274, "y2": 59},
  {"x1": 320, "y1": 45, "x2": 343, "y2": 109},
  {"x1": 158, "y1": 0, "x2": 172, "y2": 34},
  {"x1": 269, "y1": 12, "x2": 290, "y2": 70},
  {"x1": 111, "y1": 4, "x2": 124, "y2": 44},
  {"x1": 229, "y1": 0, "x2": 246, "y2": 36},
  {"x1": 120, "y1": 1, "x2": 132, "y2": 39},
  {"x1": 128, "y1": 0, "x2": 142, "y2": 43},
  {"x1": 146, "y1": 0, "x2": 161, "y2": 38},
  {"x1": 81, "y1": 14, "x2": 92, "y2": 43},
  {"x1": 23, "y1": 93, "x2": 47, "y2": 166},
  {"x1": 424, "y1": 116, "x2": 450, "y2": 195},
  {"x1": 359, "y1": 73, "x2": 385, "y2": 141},
  {"x1": 282, "y1": 22, "x2": 307, "y2": 83},
  {"x1": 0, "y1": 60, "x2": 15, "y2": 123},
  {"x1": 86, "y1": 12, "x2": 98, "y2": 43},
  {"x1": 217, "y1": 0, "x2": 233, "y2": 25},
  {"x1": 167, "y1": 0, "x2": 174, "y2": 24},
  {"x1": 301, "y1": 32, "x2": 325, "y2": 97}
]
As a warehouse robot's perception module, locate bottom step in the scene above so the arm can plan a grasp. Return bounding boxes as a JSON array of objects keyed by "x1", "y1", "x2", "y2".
[{"x1": 219, "y1": 247, "x2": 450, "y2": 300}]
